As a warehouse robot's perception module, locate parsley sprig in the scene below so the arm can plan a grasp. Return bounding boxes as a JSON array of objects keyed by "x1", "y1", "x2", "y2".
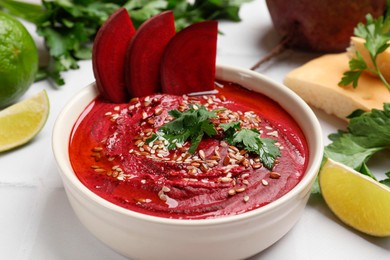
[
  {"x1": 339, "y1": 12, "x2": 390, "y2": 92},
  {"x1": 148, "y1": 106, "x2": 281, "y2": 170},
  {"x1": 149, "y1": 105, "x2": 218, "y2": 154},
  {"x1": 220, "y1": 122, "x2": 281, "y2": 170},
  {"x1": 324, "y1": 103, "x2": 390, "y2": 188},
  {"x1": 0, "y1": 0, "x2": 252, "y2": 86}
]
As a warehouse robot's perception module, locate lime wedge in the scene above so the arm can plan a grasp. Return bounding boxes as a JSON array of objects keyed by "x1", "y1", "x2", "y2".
[
  {"x1": 0, "y1": 90, "x2": 49, "y2": 152},
  {"x1": 319, "y1": 158, "x2": 390, "y2": 237}
]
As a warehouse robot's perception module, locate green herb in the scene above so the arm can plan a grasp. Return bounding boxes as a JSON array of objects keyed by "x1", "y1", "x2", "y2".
[
  {"x1": 148, "y1": 107, "x2": 280, "y2": 170},
  {"x1": 338, "y1": 52, "x2": 368, "y2": 87},
  {"x1": 339, "y1": 11, "x2": 390, "y2": 92},
  {"x1": 221, "y1": 122, "x2": 281, "y2": 170},
  {"x1": 324, "y1": 103, "x2": 390, "y2": 188},
  {"x1": 148, "y1": 105, "x2": 218, "y2": 154},
  {"x1": 0, "y1": 0, "x2": 252, "y2": 86}
]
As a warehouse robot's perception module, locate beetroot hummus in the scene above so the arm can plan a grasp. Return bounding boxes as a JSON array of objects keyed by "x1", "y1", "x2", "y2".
[{"x1": 69, "y1": 82, "x2": 308, "y2": 219}]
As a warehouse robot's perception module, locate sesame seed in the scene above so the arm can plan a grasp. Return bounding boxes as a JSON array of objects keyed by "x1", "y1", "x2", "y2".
[
  {"x1": 199, "y1": 150, "x2": 206, "y2": 160},
  {"x1": 130, "y1": 97, "x2": 139, "y2": 103},
  {"x1": 188, "y1": 168, "x2": 198, "y2": 176},
  {"x1": 162, "y1": 186, "x2": 171, "y2": 192},
  {"x1": 261, "y1": 179, "x2": 269, "y2": 186},
  {"x1": 270, "y1": 172, "x2": 281, "y2": 179},
  {"x1": 223, "y1": 155, "x2": 231, "y2": 166},
  {"x1": 266, "y1": 130, "x2": 279, "y2": 137},
  {"x1": 92, "y1": 147, "x2": 103, "y2": 152},
  {"x1": 142, "y1": 144, "x2": 151, "y2": 152},
  {"x1": 200, "y1": 163, "x2": 209, "y2": 172},
  {"x1": 252, "y1": 163, "x2": 262, "y2": 169},
  {"x1": 191, "y1": 162, "x2": 201, "y2": 167},
  {"x1": 235, "y1": 187, "x2": 246, "y2": 193},
  {"x1": 241, "y1": 173, "x2": 249, "y2": 179},
  {"x1": 159, "y1": 193, "x2": 167, "y2": 201},
  {"x1": 154, "y1": 107, "x2": 163, "y2": 116},
  {"x1": 242, "y1": 159, "x2": 250, "y2": 168},
  {"x1": 220, "y1": 177, "x2": 232, "y2": 183},
  {"x1": 228, "y1": 189, "x2": 236, "y2": 196},
  {"x1": 134, "y1": 139, "x2": 144, "y2": 146}
]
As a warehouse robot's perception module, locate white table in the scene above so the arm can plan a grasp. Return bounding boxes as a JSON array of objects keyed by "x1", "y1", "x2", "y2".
[{"x1": 1, "y1": 0, "x2": 389, "y2": 259}]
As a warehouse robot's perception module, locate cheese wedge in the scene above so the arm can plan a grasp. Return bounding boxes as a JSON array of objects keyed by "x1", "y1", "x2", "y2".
[{"x1": 284, "y1": 53, "x2": 390, "y2": 120}]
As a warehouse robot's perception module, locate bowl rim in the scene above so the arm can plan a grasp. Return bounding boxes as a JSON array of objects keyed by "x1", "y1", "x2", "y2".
[{"x1": 52, "y1": 63, "x2": 323, "y2": 226}]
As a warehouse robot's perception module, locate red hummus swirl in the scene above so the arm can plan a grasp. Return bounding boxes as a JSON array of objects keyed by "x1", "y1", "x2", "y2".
[{"x1": 69, "y1": 82, "x2": 308, "y2": 219}]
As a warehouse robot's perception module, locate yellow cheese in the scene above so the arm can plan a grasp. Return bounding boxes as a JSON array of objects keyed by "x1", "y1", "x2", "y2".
[{"x1": 284, "y1": 53, "x2": 390, "y2": 120}]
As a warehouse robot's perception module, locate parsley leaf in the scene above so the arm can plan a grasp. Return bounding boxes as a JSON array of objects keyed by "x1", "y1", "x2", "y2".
[
  {"x1": 154, "y1": 105, "x2": 218, "y2": 154},
  {"x1": 324, "y1": 103, "x2": 390, "y2": 187},
  {"x1": 220, "y1": 121, "x2": 241, "y2": 137},
  {"x1": 339, "y1": 11, "x2": 390, "y2": 91},
  {"x1": 220, "y1": 122, "x2": 281, "y2": 170},
  {"x1": 339, "y1": 52, "x2": 367, "y2": 88}
]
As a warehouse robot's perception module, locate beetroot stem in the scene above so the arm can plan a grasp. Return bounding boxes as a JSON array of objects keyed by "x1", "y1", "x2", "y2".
[{"x1": 250, "y1": 35, "x2": 291, "y2": 71}]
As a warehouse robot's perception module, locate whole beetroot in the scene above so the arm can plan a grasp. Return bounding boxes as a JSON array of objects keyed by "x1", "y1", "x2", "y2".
[{"x1": 265, "y1": 0, "x2": 386, "y2": 52}]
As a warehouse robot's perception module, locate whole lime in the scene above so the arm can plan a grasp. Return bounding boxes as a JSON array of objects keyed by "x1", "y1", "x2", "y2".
[{"x1": 0, "y1": 12, "x2": 38, "y2": 108}]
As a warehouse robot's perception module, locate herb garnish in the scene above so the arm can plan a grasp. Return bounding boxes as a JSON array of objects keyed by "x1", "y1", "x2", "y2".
[
  {"x1": 324, "y1": 103, "x2": 390, "y2": 188},
  {"x1": 339, "y1": 11, "x2": 390, "y2": 92},
  {"x1": 148, "y1": 105, "x2": 218, "y2": 154},
  {"x1": 0, "y1": 0, "x2": 252, "y2": 86},
  {"x1": 221, "y1": 122, "x2": 281, "y2": 170},
  {"x1": 148, "y1": 106, "x2": 281, "y2": 170}
]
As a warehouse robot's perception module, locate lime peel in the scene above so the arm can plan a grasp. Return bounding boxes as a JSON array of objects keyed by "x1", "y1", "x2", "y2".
[
  {"x1": 0, "y1": 11, "x2": 38, "y2": 108},
  {"x1": 319, "y1": 158, "x2": 390, "y2": 237},
  {"x1": 0, "y1": 90, "x2": 49, "y2": 152}
]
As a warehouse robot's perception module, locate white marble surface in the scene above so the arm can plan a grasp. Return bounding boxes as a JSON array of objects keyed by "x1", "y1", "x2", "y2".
[{"x1": 1, "y1": 0, "x2": 389, "y2": 259}]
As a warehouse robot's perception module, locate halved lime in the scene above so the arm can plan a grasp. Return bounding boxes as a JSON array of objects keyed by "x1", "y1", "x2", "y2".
[
  {"x1": 319, "y1": 158, "x2": 390, "y2": 237},
  {"x1": 0, "y1": 90, "x2": 49, "y2": 152}
]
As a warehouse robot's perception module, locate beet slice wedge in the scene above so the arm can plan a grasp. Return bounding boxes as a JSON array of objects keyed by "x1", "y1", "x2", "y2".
[
  {"x1": 160, "y1": 20, "x2": 218, "y2": 95},
  {"x1": 92, "y1": 8, "x2": 136, "y2": 103},
  {"x1": 125, "y1": 11, "x2": 176, "y2": 97}
]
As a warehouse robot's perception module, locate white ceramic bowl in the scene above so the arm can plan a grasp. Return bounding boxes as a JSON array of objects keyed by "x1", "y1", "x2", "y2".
[{"x1": 52, "y1": 64, "x2": 323, "y2": 260}]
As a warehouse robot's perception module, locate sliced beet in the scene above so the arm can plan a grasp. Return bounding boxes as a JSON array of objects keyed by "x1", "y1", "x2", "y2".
[
  {"x1": 125, "y1": 11, "x2": 176, "y2": 97},
  {"x1": 160, "y1": 20, "x2": 218, "y2": 95},
  {"x1": 92, "y1": 8, "x2": 136, "y2": 103}
]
